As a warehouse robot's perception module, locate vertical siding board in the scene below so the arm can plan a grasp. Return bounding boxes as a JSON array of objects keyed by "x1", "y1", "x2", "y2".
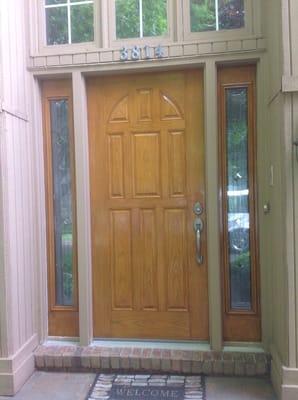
[
  {"x1": 5, "y1": 116, "x2": 21, "y2": 353},
  {"x1": 0, "y1": 1, "x2": 37, "y2": 357}
]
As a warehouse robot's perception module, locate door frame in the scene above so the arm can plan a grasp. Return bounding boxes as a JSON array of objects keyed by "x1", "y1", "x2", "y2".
[{"x1": 36, "y1": 54, "x2": 269, "y2": 351}]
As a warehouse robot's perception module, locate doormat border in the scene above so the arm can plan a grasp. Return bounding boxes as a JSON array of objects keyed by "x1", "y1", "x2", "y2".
[{"x1": 86, "y1": 374, "x2": 206, "y2": 400}]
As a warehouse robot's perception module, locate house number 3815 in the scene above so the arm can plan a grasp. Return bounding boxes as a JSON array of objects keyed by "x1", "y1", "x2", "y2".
[{"x1": 120, "y1": 45, "x2": 164, "y2": 61}]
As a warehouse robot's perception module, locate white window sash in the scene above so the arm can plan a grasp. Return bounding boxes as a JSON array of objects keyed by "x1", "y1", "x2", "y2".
[{"x1": 45, "y1": 1, "x2": 93, "y2": 9}]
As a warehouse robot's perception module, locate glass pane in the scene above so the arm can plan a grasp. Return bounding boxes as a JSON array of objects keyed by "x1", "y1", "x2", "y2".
[
  {"x1": 219, "y1": 0, "x2": 245, "y2": 30},
  {"x1": 46, "y1": 7, "x2": 68, "y2": 45},
  {"x1": 71, "y1": 4, "x2": 94, "y2": 43},
  {"x1": 46, "y1": 0, "x2": 66, "y2": 5},
  {"x1": 143, "y1": 0, "x2": 167, "y2": 37},
  {"x1": 116, "y1": 0, "x2": 140, "y2": 39},
  {"x1": 190, "y1": 0, "x2": 216, "y2": 32},
  {"x1": 226, "y1": 88, "x2": 251, "y2": 311},
  {"x1": 50, "y1": 100, "x2": 74, "y2": 306}
]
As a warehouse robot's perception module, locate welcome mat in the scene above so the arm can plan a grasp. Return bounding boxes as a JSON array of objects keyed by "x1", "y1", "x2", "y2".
[{"x1": 87, "y1": 374, "x2": 205, "y2": 400}]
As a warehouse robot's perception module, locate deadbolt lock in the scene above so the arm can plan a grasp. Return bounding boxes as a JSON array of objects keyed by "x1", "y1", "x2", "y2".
[{"x1": 193, "y1": 201, "x2": 203, "y2": 216}]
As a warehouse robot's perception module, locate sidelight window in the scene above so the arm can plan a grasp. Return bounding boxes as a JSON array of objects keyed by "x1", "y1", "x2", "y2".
[
  {"x1": 45, "y1": 0, "x2": 94, "y2": 45},
  {"x1": 42, "y1": 80, "x2": 79, "y2": 337},
  {"x1": 225, "y1": 87, "x2": 251, "y2": 310},
  {"x1": 49, "y1": 99, "x2": 75, "y2": 306}
]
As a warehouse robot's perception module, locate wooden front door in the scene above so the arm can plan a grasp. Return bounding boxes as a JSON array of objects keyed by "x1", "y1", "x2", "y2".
[{"x1": 87, "y1": 70, "x2": 208, "y2": 340}]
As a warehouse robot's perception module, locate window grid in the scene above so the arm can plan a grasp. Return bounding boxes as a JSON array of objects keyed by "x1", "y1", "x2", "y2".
[
  {"x1": 215, "y1": 0, "x2": 219, "y2": 31},
  {"x1": 45, "y1": 0, "x2": 94, "y2": 45},
  {"x1": 139, "y1": 0, "x2": 143, "y2": 38}
]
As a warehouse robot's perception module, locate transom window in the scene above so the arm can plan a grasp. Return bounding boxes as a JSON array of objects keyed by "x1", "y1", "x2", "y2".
[
  {"x1": 190, "y1": 0, "x2": 245, "y2": 32},
  {"x1": 45, "y1": 0, "x2": 94, "y2": 45},
  {"x1": 43, "y1": 0, "x2": 247, "y2": 47},
  {"x1": 115, "y1": 0, "x2": 168, "y2": 39}
]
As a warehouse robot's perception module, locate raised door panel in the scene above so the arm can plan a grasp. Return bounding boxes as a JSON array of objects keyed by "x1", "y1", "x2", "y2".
[
  {"x1": 137, "y1": 89, "x2": 153, "y2": 122},
  {"x1": 139, "y1": 209, "x2": 158, "y2": 311},
  {"x1": 111, "y1": 210, "x2": 133, "y2": 310},
  {"x1": 108, "y1": 135, "x2": 125, "y2": 199},
  {"x1": 132, "y1": 133, "x2": 161, "y2": 198},
  {"x1": 168, "y1": 131, "x2": 186, "y2": 197},
  {"x1": 164, "y1": 209, "x2": 188, "y2": 311}
]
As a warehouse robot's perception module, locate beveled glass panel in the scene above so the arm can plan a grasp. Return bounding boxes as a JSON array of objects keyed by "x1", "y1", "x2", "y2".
[
  {"x1": 71, "y1": 4, "x2": 94, "y2": 43},
  {"x1": 116, "y1": 0, "x2": 140, "y2": 39},
  {"x1": 142, "y1": 0, "x2": 168, "y2": 37},
  {"x1": 46, "y1": 7, "x2": 68, "y2": 45},
  {"x1": 50, "y1": 100, "x2": 74, "y2": 306},
  {"x1": 190, "y1": 0, "x2": 216, "y2": 32},
  {"x1": 225, "y1": 87, "x2": 251, "y2": 311},
  {"x1": 219, "y1": 0, "x2": 245, "y2": 30}
]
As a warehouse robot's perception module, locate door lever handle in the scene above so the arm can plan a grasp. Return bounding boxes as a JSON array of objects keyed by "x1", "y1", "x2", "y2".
[{"x1": 193, "y1": 218, "x2": 203, "y2": 264}]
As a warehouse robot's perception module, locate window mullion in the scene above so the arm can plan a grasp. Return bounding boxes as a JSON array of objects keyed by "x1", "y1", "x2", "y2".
[
  {"x1": 68, "y1": 0, "x2": 72, "y2": 44},
  {"x1": 215, "y1": 0, "x2": 219, "y2": 31},
  {"x1": 139, "y1": 0, "x2": 143, "y2": 38}
]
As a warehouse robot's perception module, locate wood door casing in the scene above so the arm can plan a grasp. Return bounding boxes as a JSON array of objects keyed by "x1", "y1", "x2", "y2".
[{"x1": 88, "y1": 70, "x2": 208, "y2": 340}]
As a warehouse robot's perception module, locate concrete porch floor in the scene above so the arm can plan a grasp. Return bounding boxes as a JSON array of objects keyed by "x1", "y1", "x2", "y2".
[{"x1": 0, "y1": 372, "x2": 276, "y2": 400}]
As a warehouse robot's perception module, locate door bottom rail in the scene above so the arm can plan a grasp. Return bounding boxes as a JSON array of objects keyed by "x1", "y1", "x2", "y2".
[{"x1": 34, "y1": 345, "x2": 270, "y2": 377}]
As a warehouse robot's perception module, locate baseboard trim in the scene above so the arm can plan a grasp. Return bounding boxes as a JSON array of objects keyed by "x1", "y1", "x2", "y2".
[
  {"x1": 0, "y1": 334, "x2": 38, "y2": 395},
  {"x1": 270, "y1": 345, "x2": 282, "y2": 399},
  {"x1": 270, "y1": 345, "x2": 298, "y2": 400}
]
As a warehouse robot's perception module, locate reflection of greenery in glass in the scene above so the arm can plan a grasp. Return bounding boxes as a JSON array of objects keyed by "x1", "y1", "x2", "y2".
[
  {"x1": 116, "y1": 0, "x2": 140, "y2": 39},
  {"x1": 116, "y1": 0, "x2": 167, "y2": 39},
  {"x1": 46, "y1": 0, "x2": 66, "y2": 4},
  {"x1": 143, "y1": 0, "x2": 167, "y2": 37},
  {"x1": 45, "y1": 1, "x2": 94, "y2": 45},
  {"x1": 46, "y1": 7, "x2": 68, "y2": 45},
  {"x1": 71, "y1": 4, "x2": 94, "y2": 43},
  {"x1": 190, "y1": 0, "x2": 216, "y2": 32},
  {"x1": 231, "y1": 251, "x2": 250, "y2": 271},
  {"x1": 219, "y1": 0, "x2": 244, "y2": 30},
  {"x1": 226, "y1": 89, "x2": 248, "y2": 194},
  {"x1": 190, "y1": 0, "x2": 244, "y2": 32},
  {"x1": 50, "y1": 100, "x2": 74, "y2": 306},
  {"x1": 226, "y1": 88, "x2": 251, "y2": 311}
]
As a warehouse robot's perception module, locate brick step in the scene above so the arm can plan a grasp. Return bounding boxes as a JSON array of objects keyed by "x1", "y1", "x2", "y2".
[{"x1": 34, "y1": 345, "x2": 271, "y2": 377}]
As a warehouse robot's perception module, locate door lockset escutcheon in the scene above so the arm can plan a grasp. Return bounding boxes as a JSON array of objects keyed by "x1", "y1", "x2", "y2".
[{"x1": 193, "y1": 201, "x2": 203, "y2": 216}]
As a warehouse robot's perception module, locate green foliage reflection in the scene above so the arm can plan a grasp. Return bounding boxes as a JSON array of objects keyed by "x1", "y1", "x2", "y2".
[{"x1": 116, "y1": 0, "x2": 167, "y2": 39}]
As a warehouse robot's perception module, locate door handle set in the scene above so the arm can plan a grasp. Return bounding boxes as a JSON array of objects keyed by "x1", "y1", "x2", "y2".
[{"x1": 193, "y1": 202, "x2": 203, "y2": 265}]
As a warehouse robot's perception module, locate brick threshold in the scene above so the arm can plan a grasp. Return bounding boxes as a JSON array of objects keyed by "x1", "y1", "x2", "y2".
[{"x1": 35, "y1": 345, "x2": 271, "y2": 377}]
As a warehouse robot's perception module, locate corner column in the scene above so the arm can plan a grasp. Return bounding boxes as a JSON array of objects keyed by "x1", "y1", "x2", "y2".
[
  {"x1": 204, "y1": 59, "x2": 223, "y2": 351},
  {"x1": 72, "y1": 71, "x2": 93, "y2": 346}
]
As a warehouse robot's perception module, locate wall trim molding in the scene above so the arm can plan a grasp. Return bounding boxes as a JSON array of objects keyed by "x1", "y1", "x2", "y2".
[
  {"x1": 0, "y1": 334, "x2": 38, "y2": 396},
  {"x1": 28, "y1": 37, "x2": 266, "y2": 71},
  {"x1": 282, "y1": 75, "x2": 298, "y2": 92},
  {"x1": 271, "y1": 345, "x2": 298, "y2": 400}
]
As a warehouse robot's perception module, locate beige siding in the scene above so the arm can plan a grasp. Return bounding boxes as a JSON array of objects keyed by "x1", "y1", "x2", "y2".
[
  {"x1": 0, "y1": 0, "x2": 38, "y2": 357},
  {"x1": 263, "y1": 0, "x2": 289, "y2": 367}
]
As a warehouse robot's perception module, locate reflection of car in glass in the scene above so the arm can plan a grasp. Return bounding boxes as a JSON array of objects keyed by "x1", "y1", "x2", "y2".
[{"x1": 227, "y1": 189, "x2": 249, "y2": 254}]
